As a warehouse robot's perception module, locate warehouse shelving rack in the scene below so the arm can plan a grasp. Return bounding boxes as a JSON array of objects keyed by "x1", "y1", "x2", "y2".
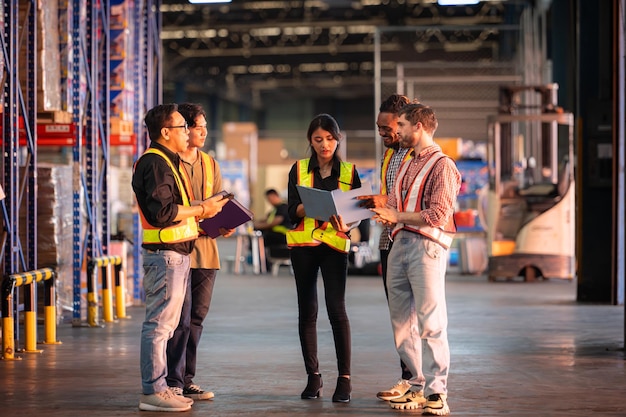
[
  {"x1": 1, "y1": 0, "x2": 38, "y2": 346},
  {"x1": 131, "y1": 0, "x2": 162, "y2": 303},
  {"x1": 1, "y1": 0, "x2": 160, "y2": 334}
]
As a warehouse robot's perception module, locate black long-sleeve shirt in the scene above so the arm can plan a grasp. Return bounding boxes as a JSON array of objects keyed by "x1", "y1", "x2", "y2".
[
  {"x1": 132, "y1": 142, "x2": 194, "y2": 255},
  {"x1": 287, "y1": 156, "x2": 362, "y2": 225}
]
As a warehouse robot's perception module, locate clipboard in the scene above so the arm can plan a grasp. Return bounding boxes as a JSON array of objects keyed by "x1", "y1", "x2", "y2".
[
  {"x1": 296, "y1": 182, "x2": 373, "y2": 224},
  {"x1": 198, "y1": 191, "x2": 253, "y2": 238}
]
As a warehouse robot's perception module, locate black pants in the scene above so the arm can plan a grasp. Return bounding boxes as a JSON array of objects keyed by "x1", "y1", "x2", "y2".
[
  {"x1": 291, "y1": 244, "x2": 351, "y2": 376},
  {"x1": 380, "y1": 248, "x2": 412, "y2": 381}
]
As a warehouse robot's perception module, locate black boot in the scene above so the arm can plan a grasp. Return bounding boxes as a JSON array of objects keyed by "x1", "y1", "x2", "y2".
[
  {"x1": 301, "y1": 373, "x2": 323, "y2": 399},
  {"x1": 332, "y1": 376, "x2": 351, "y2": 403}
]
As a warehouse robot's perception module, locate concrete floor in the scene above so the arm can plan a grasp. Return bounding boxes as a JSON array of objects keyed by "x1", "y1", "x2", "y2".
[{"x1": 1, "y1": 256, "x2": 624, "y2": 417}]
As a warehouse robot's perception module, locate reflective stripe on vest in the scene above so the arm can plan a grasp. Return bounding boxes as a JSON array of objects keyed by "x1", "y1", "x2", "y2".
[
  {"x1": 183, "y1": 151, "x2": 215, "y2": 236},
  {"x1": 286, "y1": 159, "x2": 353, "y2": 253},
  {"x1": 138, "y1": 148, "x2": 199, "y2": 244},
  {"x1": 267, "y1": 209, "x2": 290, "y2": 235},
  {"x1": 391, "y1": 151, "x2": 454, "y2": 249},
  {"x1": 381, "y1": 147, "x2": 412, "y2": 195},
  {"x1": 199, "y1": 152, "x2": 215, "y2": 199}
]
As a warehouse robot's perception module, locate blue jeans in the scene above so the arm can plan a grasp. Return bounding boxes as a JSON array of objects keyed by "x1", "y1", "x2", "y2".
[
  {"x1": 140, "y1": 249, "x2": 190, "y2": 394},
  {"x1": 166, "y1": 268, "x2": 217, "y2": 388},
  {"x1": 386, "y1": 230, "x2": 450, "y2": 396}
]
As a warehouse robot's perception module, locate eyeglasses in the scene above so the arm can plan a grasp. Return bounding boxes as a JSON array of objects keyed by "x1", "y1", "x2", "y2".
[{"x1": 165, "y1": 122, "x2": 189, "y2": 130}]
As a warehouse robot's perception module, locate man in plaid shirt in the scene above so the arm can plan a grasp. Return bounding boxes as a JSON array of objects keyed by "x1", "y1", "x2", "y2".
[{"x1": 370, "y1": 103, "x2": 461, "y2": 415}]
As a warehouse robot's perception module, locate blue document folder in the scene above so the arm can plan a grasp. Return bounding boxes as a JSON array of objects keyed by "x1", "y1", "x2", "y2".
[{"x1": 296, "y1": 182, "x2": 373, "y2": 224}]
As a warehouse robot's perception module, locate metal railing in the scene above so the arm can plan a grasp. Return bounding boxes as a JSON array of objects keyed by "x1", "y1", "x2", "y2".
[{"x1": 1, "y1": 267, "x2": 60, "y2": 360}]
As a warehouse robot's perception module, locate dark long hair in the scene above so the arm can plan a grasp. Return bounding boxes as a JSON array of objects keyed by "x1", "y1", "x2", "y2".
[{"x1": 306, "y1": 113, "x2": 342, "y2": 161}]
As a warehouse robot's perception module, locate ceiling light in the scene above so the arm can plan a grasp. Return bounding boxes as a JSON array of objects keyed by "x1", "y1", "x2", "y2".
[
  {"x1": 437, "y1": 0, "x2": 480, "y2": 5},
  {"x1": 189, "y1": 0, "x2": 232, "y2": 4}
]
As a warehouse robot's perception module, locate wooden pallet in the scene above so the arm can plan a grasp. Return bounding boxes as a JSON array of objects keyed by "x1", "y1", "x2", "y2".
[{"x1": 37, "y1": 110, "x2": 73, "y2": 124}]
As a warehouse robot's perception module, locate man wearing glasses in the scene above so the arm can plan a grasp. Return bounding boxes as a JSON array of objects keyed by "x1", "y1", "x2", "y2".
[{"x1": 132, "y1": 103, "x2": 228, "y2": 412}]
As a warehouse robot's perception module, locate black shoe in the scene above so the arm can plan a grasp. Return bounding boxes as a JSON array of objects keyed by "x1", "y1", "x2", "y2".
[
  {"x1": 301, "y1": 373, "x2": 323, "y2": 399},
  {"x1": 332, "y1": 376, "x2": 351, "y2": 403}
]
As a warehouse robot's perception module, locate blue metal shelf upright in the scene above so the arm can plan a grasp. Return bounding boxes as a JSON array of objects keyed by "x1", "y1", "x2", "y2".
[
  {"x1": 2, "y1": 0, "x2": 161, "y2": 330},
  {"x1": 1, "y1": 0, "x2": 39, "y2": 340},
  {"x1": 131, "y1": 0, "x2": 162, "y2": 302},
  {"x1": 71, "y1": 0, "x2": 111, "y2": 325}
]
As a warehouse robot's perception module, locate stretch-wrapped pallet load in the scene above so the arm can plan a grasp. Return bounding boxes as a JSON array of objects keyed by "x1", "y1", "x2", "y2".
[
  {"x1": 19, "y1": 164, "x2": 75, "y2": 321},
  {"x1": 18, "y1": 0, "x2": 61, "y2": 111},
  {"x1": 58, "y1": 0, "x2": 73, "y2": 113}
]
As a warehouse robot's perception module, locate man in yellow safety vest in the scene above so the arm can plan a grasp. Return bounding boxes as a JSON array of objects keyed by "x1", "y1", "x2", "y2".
[{"x1": 132, "y1": 103, "x2": 228, "y2": 412}]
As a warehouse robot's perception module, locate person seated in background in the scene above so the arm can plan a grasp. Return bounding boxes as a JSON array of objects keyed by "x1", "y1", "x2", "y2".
[{"x1": 253, "y1": 189, "x2": 293, "y2": 263}]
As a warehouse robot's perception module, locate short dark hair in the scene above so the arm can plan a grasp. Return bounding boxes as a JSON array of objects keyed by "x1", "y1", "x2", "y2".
[
  {"x1": 265, "y1": 188, "x2": 279, "y2": 197},
  {"x1": 177, "y1": 103, "x2": 207, "y2": 127},
  {"x1": 379, "y1": 94, "x2": 410, "y2": 114},
  {"x1": 144, "y1": 103, "x2": 178, "y2": 142},
  {"x1": 399, "y1": 103, "x2": 438, "y2": 134}
]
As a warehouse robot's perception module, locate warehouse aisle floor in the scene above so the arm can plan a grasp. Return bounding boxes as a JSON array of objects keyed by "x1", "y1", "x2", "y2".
[{"x1": 1, "y1": 266, "x2": 624, "y2": 417}]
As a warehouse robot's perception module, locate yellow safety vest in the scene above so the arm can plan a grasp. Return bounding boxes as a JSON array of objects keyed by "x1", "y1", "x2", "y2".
[
  {"x1": 180, "y1": 151, "x2": 216, "y2": 236},
  {"x1": 381, "y1": 147, "x2": 412, "y2": 195},
  {"x1": 286, "y1": 159, "x2": 354, "y2": 253},
  {"x1": 137, "y1": 148, "x2": 199, "y2": 244},
  {"x1": 267, "y1": 208, "x2": 290, "y2": 234},
  {"x1": 391, "y1": 151, "x2": 455, "y2": 249},
  {"x1": 198, "y1": 152, "x2": 215, "y2": 199}
]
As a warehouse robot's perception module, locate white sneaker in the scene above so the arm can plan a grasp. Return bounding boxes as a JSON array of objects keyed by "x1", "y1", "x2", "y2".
[
  {"x1": 376, "y1": 379, "x2": 412, "y2": 401},
  {"x1": 389, "y1": 390, "x2": 426, "y2": 410},
  {"x1": 422, "y1": 393, "x2": 450, "y2": 415},
  {"x1": 168, "y1": 387, "x2": 195, "y2": 405},
  {"x1": 139, "y1": 390, "x2": 192, "y2": 412}
]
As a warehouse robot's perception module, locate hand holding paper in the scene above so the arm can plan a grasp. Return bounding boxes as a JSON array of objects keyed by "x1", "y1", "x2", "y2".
[
  {"x1": 329, "y1": 214, "x2": 350, "y2": 233},
  {"x1": 296, "y1": 182, "x2": 374, "y2": 224}
]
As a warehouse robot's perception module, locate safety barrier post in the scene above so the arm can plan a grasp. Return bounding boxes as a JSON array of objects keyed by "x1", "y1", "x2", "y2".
[
  {"x1": 1, "y1": 276, "x2": 18, "y2": 360},
  {"x1": 1, "y1": 268, "x2": 58, "y2": 360},
  {"x1": 88, "y1": 255, "x2": 122, "y2": 325},
  {"x1": 86, "y1": 260, "x2": 102, "y2": 327},
  {"x1": 102, "y1": 263, "x2": 114, "y2": 323},
  {"x1": 43, "y1": 272, "x2": 62, "y2": 345},
  {"x1": 114, "y1": 262, "x2": 129, "y2": 319}
]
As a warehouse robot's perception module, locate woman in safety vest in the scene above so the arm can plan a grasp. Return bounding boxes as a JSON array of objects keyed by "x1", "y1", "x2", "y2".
[{"x1": 286, "y1": 113, "x2": 362, "y2": 403}]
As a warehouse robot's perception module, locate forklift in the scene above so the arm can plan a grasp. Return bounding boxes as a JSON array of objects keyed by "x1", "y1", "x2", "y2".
[{"x1": 483, "y1": 84, "x2": 575, "y2": 281}]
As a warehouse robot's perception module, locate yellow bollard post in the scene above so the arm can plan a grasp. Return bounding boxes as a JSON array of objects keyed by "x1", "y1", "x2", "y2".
[
  {"x1": 44, "y1": 305, "x2": 62, "y2": 345},
  {"x1": 87, "y1": 263, "x2": 102, "y2": 327},
  {"x1": 22, "y1": 275, "x2": 43, "y2": 353},
  {"x1": 23, "y1": 310, "x2": 42, "y2": 353},
  {"x1": 87, "y1": 290, "x2": 99, "y2": 327},
  {"x1": 102, "y1": 264, "x2": 115, "y2": 323},
  {"x1": 115, "y1": 267, "x2": 129, "y2": 319},
  {"x1": 2, "y1": 316, "x2": 19, "y2": 360},
  {"x1": 43, "y1": 273, "x2": 61, "y2": 344}
]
